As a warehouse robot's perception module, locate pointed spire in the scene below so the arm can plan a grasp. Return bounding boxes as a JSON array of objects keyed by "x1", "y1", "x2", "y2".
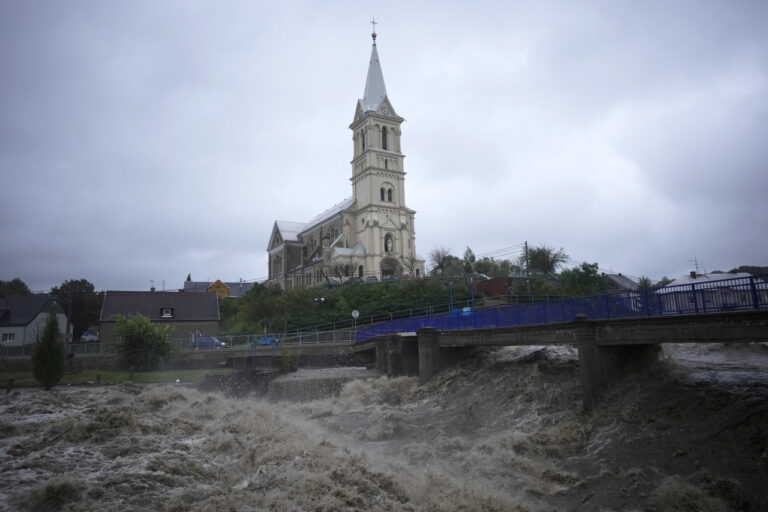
[{"x1": 361, "y1": 28, "x2": 388, "y2": 113}]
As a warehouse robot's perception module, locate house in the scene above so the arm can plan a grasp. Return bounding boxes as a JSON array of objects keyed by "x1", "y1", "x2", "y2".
[
  {"x1": 182, "y1": 279, "x2": 255, "y2": 298},
  {"x1": 602, "y1": 273, "x2": 640, "y2": 292},
  {"x1": 658, "y1": 271, "x2": 768, "y2": 313},
  {"x1": 99, "y1": 291, "x2": 220, "y2": 343},
  {"x1": 266, "y1": 30, "x2": 425, "y2": 290},
  {"x1": 0, "y1": 294, "x2": 68, "y2": 346}
]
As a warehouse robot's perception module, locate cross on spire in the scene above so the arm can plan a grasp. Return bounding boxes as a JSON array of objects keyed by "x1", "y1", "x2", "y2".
[{"x1": 370, "y1": 17, "x2": 377, "y2": 44}]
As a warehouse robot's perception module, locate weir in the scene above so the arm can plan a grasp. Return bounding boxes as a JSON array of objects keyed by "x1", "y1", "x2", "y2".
[{"x1": 365, "y1": 310, "x2": 768, "y2": 412}]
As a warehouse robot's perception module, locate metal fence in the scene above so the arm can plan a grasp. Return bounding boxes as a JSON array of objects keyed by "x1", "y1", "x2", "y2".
[
  {"x1": 2, "y1": 276, "x2": 765, "y2": 358},
  {"x1": 354, "y1": 275, "x2": 768, "y2": 342}
]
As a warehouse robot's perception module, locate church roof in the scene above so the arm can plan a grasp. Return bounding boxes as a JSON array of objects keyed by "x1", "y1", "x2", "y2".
[
  {"x1": 333, "y1": 242, "x2": 367, "y2": 258},
  {"x1": 302, "y1": 197, "x2": 354, "y2": 234},
  {"x1": 275, "y1": 221, "x2": 307, "y2": 242},
  {"x1": 360, "y1": 41, "x2": 388, "y2": 113}
]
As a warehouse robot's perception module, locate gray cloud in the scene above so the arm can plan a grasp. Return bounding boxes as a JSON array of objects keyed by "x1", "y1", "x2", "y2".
[{"x1": 1, "y1": 0, "x2": 767, "y2": 292}]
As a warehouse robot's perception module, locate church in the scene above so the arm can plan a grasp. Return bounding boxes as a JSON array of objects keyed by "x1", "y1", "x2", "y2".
[{"x1": 266, "y1": 30, "x2": 425, "y2": 290}]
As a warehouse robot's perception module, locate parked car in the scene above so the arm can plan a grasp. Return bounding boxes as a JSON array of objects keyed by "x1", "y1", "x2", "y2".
[
  {"x1": 344, "y1": 277, "x2": 363, "y2": 284},
  {"x1": 191, "y1": 336, "x2": 227, "y2": 349},
  {"x1": 365, "y1": 276, "x2": 379, "y2": 283}
]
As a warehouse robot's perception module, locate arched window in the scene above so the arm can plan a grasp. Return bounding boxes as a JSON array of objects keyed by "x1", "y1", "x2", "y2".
[
  {"x1": 387, "y1": 188, "x2": 393, "y2": 202},
  {"x1": 358, "y1": 265, "x2": 363, "y2": 277},
  {"x1": 384, "y1": 159, "x2": 388, "y2": 170},
  {"x1": 382, "y1": 127, "x2": 388, "y2": 150},
  {"x1": 380, "y1": 188, "x2": 385, "y2": 201},
  {"x1": 344, "y1": 265, "x2": 350, "y2": 277},
  {"x1": 361, "y1": 131, "x2": 365, "y2": 150}
]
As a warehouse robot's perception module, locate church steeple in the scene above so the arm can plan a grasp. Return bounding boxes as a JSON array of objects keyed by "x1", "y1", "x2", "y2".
[{"x1": 361, "y1": 33, "x2": 388, "y2": 113}]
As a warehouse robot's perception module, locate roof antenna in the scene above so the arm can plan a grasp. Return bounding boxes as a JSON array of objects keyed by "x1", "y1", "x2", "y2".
[{"x1": 370, "y1": 17, "x2": 377, "y2": 45}]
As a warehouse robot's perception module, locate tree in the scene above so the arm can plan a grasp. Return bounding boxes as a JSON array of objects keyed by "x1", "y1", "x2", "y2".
[
  {"x1": 428, "y1": 246, "x2": 453, "y2": 275},
  {"x1": 637, "y1": 276, "x2": 653, "y2": 289},
  {"x1": 51, "y1": 279, "x2": 103, "y2": 341},
  {"x1": 560, "y1": 262, "x2": 606, "y2": 297},
  {"x1": 462, "y1": 247, "x2": 476, "y2": 274},
  {"x1": 31, "y1": 313, "x2": 65, "y2": 390},
  {"x1": 656, "y1": 276, "x2": 674, "y2": 287},
  {"x1": 0, "y1": 278, "x2": 30, "y2": 297},
  {"x1": 521, "y1": 245, "x2": 569, "y2": 274},
  {"x1": 728, "y1": 265, "x2": 768, "y2": 276},
  {"x1": 113, "y1": 314, "x2": 171, "y2": 371}
]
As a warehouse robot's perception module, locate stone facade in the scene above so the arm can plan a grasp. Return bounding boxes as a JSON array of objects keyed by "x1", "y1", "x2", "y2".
[{"x1": 267, "y1": 34, "x2": 424, "y2": 290}]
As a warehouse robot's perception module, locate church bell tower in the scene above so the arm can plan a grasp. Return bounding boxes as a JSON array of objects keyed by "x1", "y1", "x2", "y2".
[{"x1": 348, "y1": 27, "x2": 420, "y2": 278}]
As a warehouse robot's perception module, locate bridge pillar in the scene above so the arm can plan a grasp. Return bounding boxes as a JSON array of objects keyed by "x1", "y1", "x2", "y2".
[
  {"x1": 417, "y1": 328, "x2": 477, "y2": 384},
  {"x1": 374, "y1": 335, "x2": 419, "y2": 377},
  {"x1": 417, "y1": 328, "x2": 439, "y2": 384},
  {"x1": 576, "y1": 316, "x2": 659, "y2": 413}
]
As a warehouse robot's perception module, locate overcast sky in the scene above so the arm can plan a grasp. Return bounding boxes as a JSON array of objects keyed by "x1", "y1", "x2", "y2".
[{"x1": 2, "y1": 0, "x2": 767, "y2": 292}]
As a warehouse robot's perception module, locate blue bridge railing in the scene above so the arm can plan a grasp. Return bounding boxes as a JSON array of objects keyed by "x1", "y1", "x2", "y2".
[{"x1": 355, "y1": 275, "x2": 768, "y2": 342}]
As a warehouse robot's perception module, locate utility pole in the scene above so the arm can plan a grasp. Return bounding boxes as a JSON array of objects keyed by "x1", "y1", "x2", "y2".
[{"x1": 524, "y1": 241, "x2": 531, "y2": 296}]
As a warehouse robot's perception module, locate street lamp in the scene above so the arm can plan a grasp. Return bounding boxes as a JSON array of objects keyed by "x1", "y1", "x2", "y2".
[{"x1": 351, "y1": 309, "x2": 359, "y2": 343}]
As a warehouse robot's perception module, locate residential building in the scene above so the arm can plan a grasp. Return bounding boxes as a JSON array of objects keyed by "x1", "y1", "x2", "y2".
[
  {"x1": 99, "y1": 291, "x2": 220, "y2": 343},
  {"x1": 0, "y1": 294, "x2": 68, "y2": 346},
  {"x1": 658, "y1": 271, "x2": 768, "y2": 313}
]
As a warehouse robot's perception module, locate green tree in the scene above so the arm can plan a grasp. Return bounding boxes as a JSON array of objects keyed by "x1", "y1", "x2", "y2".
[
  {"x1": 637, "y1": 276, "x2": 653, "y2": 289},
  {"x1": 560, "y1": 262, "x2": 607, "y2": 296},
  {"x1": 51, "y1": 279, "x2": 103, "y2": 340},
  {"x1": 31, "y1": 313, "x2": 65, "y2": 390},
  {"x1": 113, "y1": 314, "x2": 171, "y2": 371},
  {"x1": 0, "y1": 278, "x2": 30, "y2": 296},
  {"x1": 521, "y1": 245, "x2": 569, "y2": 274},
  {"x1": 462, "y1": 247, "x2": 476, "y2": 274},
  {"x1": 728, "y1": 265, "x2": 768, "y2": 276}
]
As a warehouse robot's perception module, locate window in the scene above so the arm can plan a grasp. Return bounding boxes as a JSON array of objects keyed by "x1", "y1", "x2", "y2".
[
  {"x1": 344, "y1": 265, "x2": 350, "y2": 277},
  {"x1": 1, "y1": 333, "x2": 15, "y2": 342},
  {"x1": 382, "y1": 127, "x2": 388, "y2": 150},
  {"x1": 361, "y1": 131, "x2": 365, "y2": 150},
  {"x1": 384, "y1": 159, "x2": 388, "y2": 170},
  {"x1": 380, "y1": 188, "x2": 385, "y2": 201},
  {"x1": 387, "y1": 188, "x2": 393, "y2": 202},
  {"x1": 358, "y1": 265, "x2": 363, "y2": 277},
  {"x1": 161, "y1": 308, "x2": 174, "y2": 318}
]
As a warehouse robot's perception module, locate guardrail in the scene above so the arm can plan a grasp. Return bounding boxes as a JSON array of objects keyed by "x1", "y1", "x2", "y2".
[
  {"x1": 2, "y1": 276, "x2": 765, "y2": 358},
  {"x1": 354, "y1": 275, "x2": 768, "y2": 342}
]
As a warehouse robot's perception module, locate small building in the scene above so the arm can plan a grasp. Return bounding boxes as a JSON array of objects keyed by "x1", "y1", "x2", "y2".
[
  {"x1": 99, "y1": 291, "x2": 220, "y2": 343},
  {"x1": 183, "y1": 279, "x2": 255, "y2": 298},
  {"x1": 602, "y1": 273, "x2": 640, "y2": 292},
  {"x1": 658, "y1": 272, "x2": 768, "y2": 313},
  {"x1": 0, "y1": 294, "x2": 68, "y2": 346}
]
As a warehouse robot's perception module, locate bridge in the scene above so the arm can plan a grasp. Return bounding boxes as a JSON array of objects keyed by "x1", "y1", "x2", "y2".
[{"x1": 355, "y1": 309, "x2": 768, "y2": 411}]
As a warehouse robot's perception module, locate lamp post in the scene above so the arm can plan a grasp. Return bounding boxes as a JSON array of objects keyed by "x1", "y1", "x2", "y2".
[{"x1": 351, "y1": 310, "x2": 359, "y2": 343}]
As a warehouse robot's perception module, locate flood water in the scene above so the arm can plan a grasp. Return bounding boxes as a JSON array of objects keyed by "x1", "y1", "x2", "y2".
[{"x1": 1, "y1": 343, "x2": 767, "y2": 511}]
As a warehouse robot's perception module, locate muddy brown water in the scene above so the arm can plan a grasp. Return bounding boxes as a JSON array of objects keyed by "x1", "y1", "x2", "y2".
[{"x1": 1, "y1": 344, "x2": 766, "y2": 511}]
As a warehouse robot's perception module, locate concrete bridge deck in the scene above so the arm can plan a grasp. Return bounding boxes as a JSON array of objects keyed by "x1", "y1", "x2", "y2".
[{"x1": 359, "y1": 310, "x2": 768, "y2": 411}]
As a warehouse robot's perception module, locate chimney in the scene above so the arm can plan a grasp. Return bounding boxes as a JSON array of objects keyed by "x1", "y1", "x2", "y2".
[{"x1": 689, "y1": 271, "x2": 697, "y2": 279}]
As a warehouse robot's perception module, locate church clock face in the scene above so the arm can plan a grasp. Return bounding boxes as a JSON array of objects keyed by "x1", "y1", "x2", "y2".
[{"x1": 382, "y1": 107, "x2": 389, "y2": 115}]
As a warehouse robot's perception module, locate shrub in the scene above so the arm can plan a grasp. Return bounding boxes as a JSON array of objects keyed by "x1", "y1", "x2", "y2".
[
  {"x1": 31, "y1": 313, "x2": 65, "y2": 390},
  {"x1": 113, "y1": 314, "x2": 171, "y2": 371}
]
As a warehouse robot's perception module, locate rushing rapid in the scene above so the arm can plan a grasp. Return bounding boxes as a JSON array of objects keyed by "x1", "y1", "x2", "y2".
[{"x1": 1, "y1": 343, "x2": 766, "y2": 511}]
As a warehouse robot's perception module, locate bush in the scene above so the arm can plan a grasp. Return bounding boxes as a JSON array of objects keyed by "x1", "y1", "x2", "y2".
[
  {"x1": 31, "y1": 313, "x2": 65, "y2": 390},
  {"x1": 113, "y1": 314, "x2": 171, "y2": 371}
]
